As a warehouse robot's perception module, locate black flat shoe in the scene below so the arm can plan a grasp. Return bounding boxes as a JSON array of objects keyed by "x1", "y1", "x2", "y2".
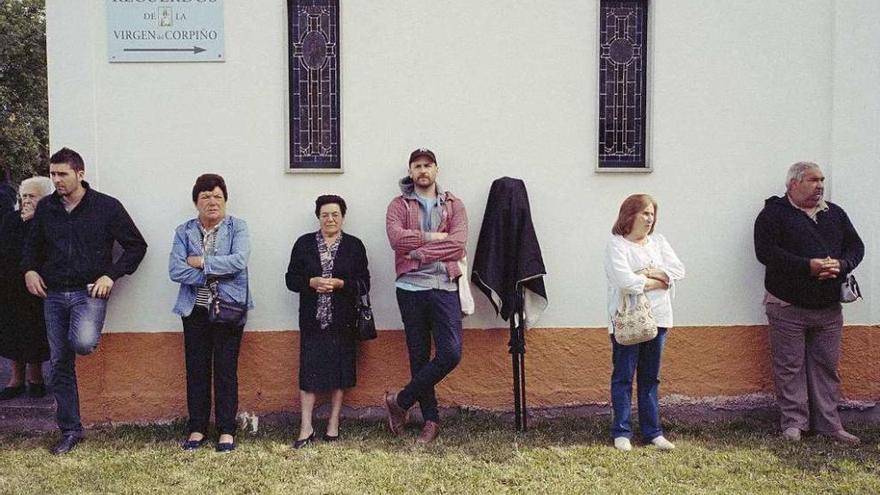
[
  {"x1": 0, "y1": 385, "x2": 25, "y2": 400},
  {"x1": 215, "y1": 441, "x2": 236, "y2": 453},
  {"x1": 293, "y1": 432, "x2": 315, "y2": 449},
  {"x1": 322, "y1": 433, "x2": 339, "y2": 442},
  {"x1": 181, "y1": 437, "x2": 208, "y2": 451},
  {"x1": 27, "y1": 382, "x2": 47, "y2": 398},
  {"x1": 50, "y1": 435, "x2": 81, "y2": 455}
]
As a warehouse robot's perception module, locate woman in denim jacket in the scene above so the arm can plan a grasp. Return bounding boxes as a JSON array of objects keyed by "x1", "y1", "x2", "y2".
[{"x1": 169, "y1": 174, "x2": 253, "y2": 453}]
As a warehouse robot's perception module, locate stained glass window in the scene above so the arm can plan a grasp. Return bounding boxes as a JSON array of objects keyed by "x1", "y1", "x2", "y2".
[
  {"x1": 598, "y1": 0, "x2": 649, "y2": 170},
  {"x1": 287, "y1": 0, "x2": 340, "y2": 172}
]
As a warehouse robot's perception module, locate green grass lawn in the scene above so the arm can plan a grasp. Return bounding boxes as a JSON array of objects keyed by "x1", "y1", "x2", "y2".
[{"x1": 1, "y1": 412, "x2": 878, "y2": 494}]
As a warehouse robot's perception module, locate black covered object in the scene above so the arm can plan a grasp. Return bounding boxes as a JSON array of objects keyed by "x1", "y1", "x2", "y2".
[
  {"x1": 471, "y1": 177, "x2": 548, "y2": 432},
  {"x1": 471, "y1": 177, "x2": 548, "y2": 325}
]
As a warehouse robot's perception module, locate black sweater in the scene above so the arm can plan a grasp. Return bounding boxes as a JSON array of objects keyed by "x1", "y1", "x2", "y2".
[
  {"x1": 21, "y1": 182, "x2": 147, "y2": 290},
  {"x1": 754, "y1": 195, "x2": 863, "y2": 309},
  {"x1": 285, "y1": 232, "x2": 370, "y2": 333}
]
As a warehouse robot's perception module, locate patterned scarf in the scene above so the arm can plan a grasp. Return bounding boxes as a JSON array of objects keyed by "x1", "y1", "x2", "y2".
[
  {"x1": 316, "y1": 231, "x2": 341, "y2": 329},
  {"x1": 195, "y1": 220, "x2": 222, "y2": 307}
]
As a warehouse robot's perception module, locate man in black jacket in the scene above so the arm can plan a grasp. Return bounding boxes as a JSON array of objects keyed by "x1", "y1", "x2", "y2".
[
  {"x1": 22, "y1": 148, "x2": 147, "y2": 455},
  {"x1": 754, "y1": 161, "x2": 864, "y2": 445}
]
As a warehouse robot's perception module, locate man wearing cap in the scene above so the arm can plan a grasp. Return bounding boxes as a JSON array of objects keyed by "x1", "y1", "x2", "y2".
[{"x1": 383, "y1": 148, "x2": 468, "y2": 443}]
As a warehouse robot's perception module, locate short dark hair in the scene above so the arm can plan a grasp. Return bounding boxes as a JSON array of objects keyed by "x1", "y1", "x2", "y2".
[
  {"x1": 192, "y1": 174, "x2": 228, "y2": 203},
  {"x1": 314, "y1": 194, "x2": 347, "y2": 218},
  {"x1": 49, "y1": 147, "x2": 85, "y2": 172},
  {"x1": 612, "y1": 194, "x2": 657, "y2": 236}
]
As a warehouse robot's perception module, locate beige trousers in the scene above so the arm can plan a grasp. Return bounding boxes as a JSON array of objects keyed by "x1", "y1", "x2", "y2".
[{"x1": 765, "y1": 302, "x2": 844, "y2": 433}]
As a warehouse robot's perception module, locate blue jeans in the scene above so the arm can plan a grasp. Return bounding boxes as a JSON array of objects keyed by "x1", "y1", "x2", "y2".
[
  {"x1": 44, "y1": 290, "x2": 108, "y2": 436},
  {"x1": 610, "y1": 328, "x2": 667, "y2": 441},
  {"x1": 396, "y1": 289, "x2": 463, "y2": 423},
  {"x1": 43, "y1": 289, "x2": 107, "y2": 436}
]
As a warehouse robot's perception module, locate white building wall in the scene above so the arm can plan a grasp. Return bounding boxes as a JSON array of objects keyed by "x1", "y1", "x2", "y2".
[
  {"x1": 45, "y1": 0, "x2": 875, "y2": 333},
  {"x1": 832, "y1": 0, "x2": 878, "y2": 325}
]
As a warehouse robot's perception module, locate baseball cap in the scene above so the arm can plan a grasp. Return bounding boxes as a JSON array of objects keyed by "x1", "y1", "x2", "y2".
[{"x1": 408, "y1": 148, "x2": 436, "y2": 165}]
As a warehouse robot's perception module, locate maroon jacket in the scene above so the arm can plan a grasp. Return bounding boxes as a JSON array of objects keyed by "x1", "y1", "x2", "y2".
[{"x1": 385, "y1": 178, "x2": 468, "y2": 280}]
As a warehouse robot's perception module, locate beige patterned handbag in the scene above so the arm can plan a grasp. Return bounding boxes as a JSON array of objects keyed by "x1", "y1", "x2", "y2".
[{"x1": 612, "y1": 293, "x2": 658, "y2": 345}]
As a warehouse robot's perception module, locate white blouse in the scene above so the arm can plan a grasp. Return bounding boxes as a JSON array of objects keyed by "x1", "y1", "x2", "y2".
[{"x1": 604, "y1": 233, "x2": 685, "y2": 334}]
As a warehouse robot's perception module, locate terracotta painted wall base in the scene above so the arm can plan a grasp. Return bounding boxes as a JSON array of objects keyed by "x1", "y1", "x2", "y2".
[{"x1": 76, "y1": 326, "x2": 879, "y2": 423}]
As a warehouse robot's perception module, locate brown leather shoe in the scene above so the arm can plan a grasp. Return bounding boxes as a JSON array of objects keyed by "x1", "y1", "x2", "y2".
[
  {"x1": 383, "y1": 391, "x2": 407, "y2": 436},
  {"x1": 826, "y1": 429, "x2": 860, "y2": 445},
  {"x1": 415, "y1": 420, "x2": 440, "y2": 444}
]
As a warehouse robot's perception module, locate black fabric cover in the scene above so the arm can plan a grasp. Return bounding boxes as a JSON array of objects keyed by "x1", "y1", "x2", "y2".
[{"x1": 471, "y1": 177, "x2": 547, "y2": 322}]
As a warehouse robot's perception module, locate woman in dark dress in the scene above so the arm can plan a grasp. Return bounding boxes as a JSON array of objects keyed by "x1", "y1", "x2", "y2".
[
  {"x1": 285, "y1": 195, "x2": 370, "y2": 448},
  {"x1": 0, "y1": 177, "x2": 54, "y2": 400}
]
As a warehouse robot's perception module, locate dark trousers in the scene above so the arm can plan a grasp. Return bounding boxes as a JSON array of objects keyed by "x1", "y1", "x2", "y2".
[
  {"x1": 610, "y1": 328, "x2": 667, "y2": 441},
  {"x1": 766, "y1": 303, "x2": 843, "y2": 433},
  {"x1": 396, "y1": 289, "x2": 463, "y2": 423},
  {"x1": 44, "y1": 289, "x2": 107, "y2": 437},
  {"x1": 182, "y1": 306, "x2": 244, "y2": 436}
]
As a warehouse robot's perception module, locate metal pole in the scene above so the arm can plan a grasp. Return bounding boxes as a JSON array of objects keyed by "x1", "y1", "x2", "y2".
[
  {"x1": 518, "y1": 321, "x2": 527, "y2": 432},
  {"x1": 513, "y1": 285, "x2": 527, "y2": 432},
  {"x1": 510, "y1": 317, "x2": 522, "y2": 431}
]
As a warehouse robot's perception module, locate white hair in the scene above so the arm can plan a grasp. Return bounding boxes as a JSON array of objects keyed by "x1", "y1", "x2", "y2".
[
  {"x1": 785, "y1": 161, "x2": 821, "y2": 190},
  {"x1": 20, "y1": 176, "x2": 55, "y2": 199}
]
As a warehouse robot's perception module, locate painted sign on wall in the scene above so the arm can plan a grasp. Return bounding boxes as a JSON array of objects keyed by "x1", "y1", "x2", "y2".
[{"x1": 107, "y1": 0, "x2": 225, "y2": 63}]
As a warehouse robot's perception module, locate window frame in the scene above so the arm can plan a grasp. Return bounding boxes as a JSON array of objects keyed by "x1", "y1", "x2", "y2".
[{"x1": 594, "y1": 0, "x2": 654, "y2": 173}]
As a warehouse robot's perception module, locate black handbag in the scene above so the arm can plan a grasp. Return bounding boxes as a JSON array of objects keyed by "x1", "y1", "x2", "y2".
[
  {"x1": 840, "y1": 273, "x2": 861, "y2": 303},
  {"x1": 208, "y1": 297, "x2": 248, "y2": 326},
  {"x1": 354, "y1": 279, "x2": 376, "y2": 341},
  {"x1": 207, "y1": 279, "x2": 248, "y2": 327},
  {"x1": 202, "y1": 218, "x2": 248, "y2": 327}
]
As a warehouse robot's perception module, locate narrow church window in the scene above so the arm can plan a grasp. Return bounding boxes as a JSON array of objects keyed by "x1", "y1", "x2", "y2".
[
  {"x1": 597, "y1": 0, "x2": 650, "y2": 171},
  {"x1": 287, "y1": 0, "x2": 341, "y2": 172}
]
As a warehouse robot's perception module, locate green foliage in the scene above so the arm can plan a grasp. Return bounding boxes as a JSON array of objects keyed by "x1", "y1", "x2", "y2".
[
  {"x1": 0, "y1": 0, "x2": 48, "y2": 184},
  {"x1": 0, "y1": 414, "x2": 878, "y2": 494}
]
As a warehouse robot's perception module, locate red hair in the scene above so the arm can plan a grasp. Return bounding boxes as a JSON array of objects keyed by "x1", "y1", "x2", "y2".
[{"x1": 612, "y1": 194, "x2": 657, "y2": 236}]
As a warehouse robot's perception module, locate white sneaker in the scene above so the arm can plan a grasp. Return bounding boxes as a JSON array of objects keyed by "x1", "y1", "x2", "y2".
[
  {"x1": 650, "y1": 436, "x2": 675, "y2": 450},
  {"x1": 614, "y1": 437, "x2": 632, "y2": 451},
  {"x1": 782, "y1": 427, "x2": 802, "y2": 442}
]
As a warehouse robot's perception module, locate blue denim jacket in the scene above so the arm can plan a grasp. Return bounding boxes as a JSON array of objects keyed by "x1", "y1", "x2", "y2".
[{"x1": 169, "y1": 215, "x2": 254, "y2": 317}]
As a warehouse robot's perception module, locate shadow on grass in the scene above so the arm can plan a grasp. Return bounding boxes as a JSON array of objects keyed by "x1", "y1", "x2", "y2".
[
  {"x1": 3, "y1": 409, "x2": 878, "y2": 475},
  {"x1": 666, "y1": 413, "x2": 880, "y2": 474}
]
